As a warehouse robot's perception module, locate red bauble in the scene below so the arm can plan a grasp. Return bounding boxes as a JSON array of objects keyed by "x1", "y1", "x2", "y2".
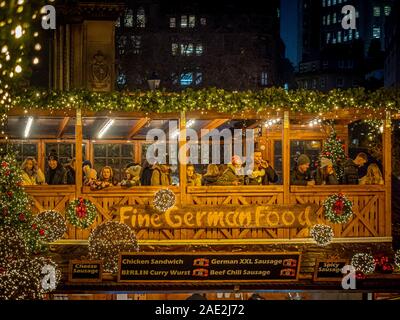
[
  {"x1": 6, "y1": 191, "x2": 13, "y2": 197},
  {"x1": 18, "y1": 213, "x2": 26, "y2": 221},
  {"x1": 1, "y1": 161, "x2": 8, "y2": 168},
  {"x1": 356, "y1": 271, "x2": 366, "y2": 280},
  {"x1": 39, "y1": 229, "x2": 45, "y2": 236},
  {"x1": 333, "y1": 199, "x2": 344, "y2": 215},
  {"x1": 4, "y1": 170, "x2": 10, "y2": 176},
  {"x1": 2, "y1": 208, "x2": 8, "y2": 216},
  {"x1": 31, "y1": 223, "x2": 37, "y2": 230}
]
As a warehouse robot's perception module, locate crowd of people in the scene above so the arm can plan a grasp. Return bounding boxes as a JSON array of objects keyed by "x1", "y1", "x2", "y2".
[{"x1": 20, "y1": 150, "x2": 384, "y2": 189}]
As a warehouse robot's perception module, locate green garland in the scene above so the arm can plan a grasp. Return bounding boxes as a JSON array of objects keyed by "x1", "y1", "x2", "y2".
[
  {"x1": 65, "y1": 197, "x2": 97, "y2": 229},
  {"x1": 323, "y1": 193, "x2": 353, "y2": 224},
  {"x1": 5, "y1": 87, "x2": 400, "y2": 116}
]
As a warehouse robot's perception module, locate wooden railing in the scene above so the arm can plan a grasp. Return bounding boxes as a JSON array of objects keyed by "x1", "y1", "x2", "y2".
[{"x1": 25, "y1": 184, "x2": 391, "y2": 242}]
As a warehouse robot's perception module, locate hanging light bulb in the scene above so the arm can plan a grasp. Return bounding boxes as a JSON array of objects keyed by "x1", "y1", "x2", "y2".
[
  {"x1": 15, "y1": 65, "x2": 22, "y2": 73},
  {"x1": 33, "y1": 57, "x2": 39, "y2": 64},
  {"x1": 14, "y1": 25, "x2": 23, "y2": 38}
]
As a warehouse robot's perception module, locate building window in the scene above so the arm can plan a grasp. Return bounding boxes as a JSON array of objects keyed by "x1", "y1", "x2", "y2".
[
  {"x1": 93, "y1": 144, "x2": 134, "y2": 181},
  {"x1": 117, "y1": 35, "x2": 127, "y2": 55},
  {"x1": 45, "y1": 143, "x2": 86, "y2": 166},
  {"x1": 290, "y1": 140, "x2": 322, "y2": 170},
  {"x1": 124, "y1": 9, "x2": 134, "y2": 27},
  {"x1": 136, "y1": 7, "x2": 146, "y2": 28},
  {"x1": 355, "y1": 31, "x2": 360, "y2": 39},
  {"x1": 0, "y1": 142, "x2": 38, "y2": 164},
  {"x1": 131, "y1": 35, "x2": 141, "y2": 54},
  {"x1": 348, "y1": 29, "x2": 353, "y2": 40},
  {"x1": 261, "y1": 72, "x2": 268, "y2": 86},
  {"x1": 337, "y1": 30, "x2": 342, "y2": 43},
  {"x1": 312, "y1": 79, "x2": 317, "y2": 89},
  {"x1": 181, "y1": 15, "x2": 187, "y2": 28},
  {"x1": 323, "y1": 16, "x2": 326, "y2": 25},
  {"x1": 332, "y1": 0, "x2": 336, "y2": 5},
  {"x1": 333, "y1": 12, "x2": 337, "y2": 23},
  {"x1": 327, "y1": 14, "x2": 330, "y2": 25},
  {"x1": 373, "y1": 27, "x2": 381, "y2": 39},
  {"x1": 188, "y1": 15, "x2": 195, "y2": 28},
  {"x1": 195, "y1": 44, "x2": 203, "y2": 56},
  {"x1": 181, "y1": 43, "x2": 194, "y2": 56},
  {"x1": 384, "y1": 6, "x2": 391, "y2": 16},
  {"x1": 180, "y1": 73, "x2": 193, "y2": 86},
  {"x1": 322, "y1": 0, "x2": 326, "y2": 7},
  {"x1": 373, "y1": 6, "x2": 381, "y2": 17},
  {"x1": 169, "y1": 17, "x2": 176, "y2": 28},
  {"x1": 200, "y1": 17, "x2": 207, "y2": 26},
  {"x1": 326, "y1": 32, "x2": 331, "y2": 44},
  {"x1": 336, "y1": 77, "x2": 344, "y2": 87},
  {"x1": 327, "y1": 0, "x2": 331, "y2": 6},
  {"x1": 320, "y1": 78, "x2": 326, "y2": 89},
  {"x1": 171, "y1": 43, "x2": 179, "y2": 56},
  {"x1": 332, "y1": 37, "x2": 337, "y2": 44}
]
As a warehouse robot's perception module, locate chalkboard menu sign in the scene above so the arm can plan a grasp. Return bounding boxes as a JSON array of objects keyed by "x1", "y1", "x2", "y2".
[
  {"x1": 68, "y1": 260, "x2": 103, "y2": 282},
  {"x1": 313, "y1": 259, "x2": 348, "y2": 282},
  {"x1": 118, "y1": 252, "x2": 301, "y2": 283}
]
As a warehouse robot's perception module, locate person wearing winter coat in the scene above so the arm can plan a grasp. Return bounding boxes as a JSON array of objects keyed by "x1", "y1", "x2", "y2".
[
  {"x1": 216, "y1": 155, "x2": 245, "y2": 186},
  {"x1": 201, "y1": 164, "x2": 220, "y2": 186},
  {"x1": 290, "y1": 154, "x2": 315, "y2": 186},
  {"x1": 342, "y1": 152, "x2": 368, "y2": 185},
  {"x1": 151, "y1": 164, "x2": 172, "y2": 186},
  {"x1": 45, "y1": 153, "x2": 67, "y2": 185},
  {"x1": 315, "y1": 157, "x2": 339, "y2": 185}
]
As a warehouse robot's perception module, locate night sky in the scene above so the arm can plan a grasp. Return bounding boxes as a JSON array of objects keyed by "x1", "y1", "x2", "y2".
[{"x1": 280, "y1": 0, "x2": 299, "y2": 67}]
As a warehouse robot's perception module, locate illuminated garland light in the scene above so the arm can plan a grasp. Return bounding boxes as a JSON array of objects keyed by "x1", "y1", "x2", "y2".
[
  {"x1": 310, "y1": 224, "x2": 334, "y2": 246},
  {"x1": 395, "y1": 250, "x2": 400, "y2": 270},
  {"x1": 351, "y1": 253, "x2": 375, "y2": 275},
  {"x1": 0, "y1": 256, "x2": 61, "y2": 300},
  {"x1": 0, "y1": 225, "x2": 28, "y2": 264},
  {"x1": 153, "y1": 189, "x2": 176, "y2": 213},
  {"x1": 33, "y1": 210, "x2": 67, "y2": 242},
  {"x1": 88, "y1": 221, "x2": 139, "y2": 273}
]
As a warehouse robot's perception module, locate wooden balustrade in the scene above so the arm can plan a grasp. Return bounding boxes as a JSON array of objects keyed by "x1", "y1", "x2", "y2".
[{"x1": 24, "y1": 184, "x2": 391, "y2": 242}]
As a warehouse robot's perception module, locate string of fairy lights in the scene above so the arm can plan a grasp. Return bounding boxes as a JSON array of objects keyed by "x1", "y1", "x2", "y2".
[{"x1": 0, "y1": 0, "x2": 46, "y2": 137}]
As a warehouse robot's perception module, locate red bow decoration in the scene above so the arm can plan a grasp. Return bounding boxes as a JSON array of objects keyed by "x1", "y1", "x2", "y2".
[
  {"x1": 333, "y1": 198, "x2": 344, "y2": 215},
  {"x1": 75, "y1": 197, "x2": 87, "y2": 219}
]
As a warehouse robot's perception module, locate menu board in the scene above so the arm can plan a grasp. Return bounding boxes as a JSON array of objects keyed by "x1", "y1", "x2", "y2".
[
  {"x1": 313, "y1": 259, "x2": 348, "y2": 282},
  {"x1": 118, "y1": 252, "x2": 301, "y2": 283},
  {"x1": 68, "y1": 260, "x2": 103, "y2": 282}
]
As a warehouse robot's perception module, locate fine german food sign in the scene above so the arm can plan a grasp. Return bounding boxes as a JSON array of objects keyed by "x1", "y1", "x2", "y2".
[
  {"x1": 113, "y1": 204, "x2": 318, "y2": 229},
  {"x1": 118, "y1": 252, "x2": 301, "y2": 283}
]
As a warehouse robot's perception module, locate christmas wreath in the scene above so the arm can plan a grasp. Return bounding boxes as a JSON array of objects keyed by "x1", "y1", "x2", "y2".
[
  {"x1": 65, "y1": 197, "x2": 97, "y2": 229},
  {"x1": 323, "y1": 193, "x2": 353, "y2": 224}
]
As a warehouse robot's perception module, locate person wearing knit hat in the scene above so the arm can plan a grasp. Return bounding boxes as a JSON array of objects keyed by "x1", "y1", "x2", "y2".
[
  {"x1": 216, "y1": 155, "x2": 244, "y2": 186},
  {"x1": 290, "y1": 154, "x2": 315, "y2": 186},
  {"x1": 315, "y1": 157, "x2": 339, "y2": 185},
  {"x1": 45, "y1": 150, "x2": 67, "y2": 185}
]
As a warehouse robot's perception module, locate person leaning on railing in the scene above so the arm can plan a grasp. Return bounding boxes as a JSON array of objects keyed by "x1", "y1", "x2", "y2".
[
  {"x1": 359, "y1": 163, "x2": 384, "y2": 185},
  {"x1": 45, "y1": 152, "x2": 67, "y2": 185},
  {"x1": 120, "y1": 164, "x2": 142, "y2": 187},
  {"x1": 20, "y1": 157, "x2": 45, "y2": 186},
  {"x1": 151, "y1": 163, "x2": 172, "y2": 186},
  {"x1": 201, "y1": 164, "x2": 220, "y2": 186},
  {"x1": 186, "y1": 164, "x2": 202, "y2": 186},
  {"x1": 290, "y1": 154, "x2": 315, "y2": 186},
  {"x1": 91, "y1": 166, "x2": 118, "y2": 190},
  {"x1": 245, "y1": 149, "x2": 278, "y2": 185},
  {"x1": 342, "y1": 152, "x2": 368, "y2": 185},
  {"x1": 315, "y1": 157, "x2": 339, "y2": 185},
  {"x1": 216, "y1": 155, "x2": 245, "y2": 186},
  {"x1": 82, "y1": 160, "x2": 97, "y2": 187}
]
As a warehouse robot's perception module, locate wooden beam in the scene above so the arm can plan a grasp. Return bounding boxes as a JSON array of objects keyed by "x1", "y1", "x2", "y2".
[
  {"x1": 57, "y1": 117, "x2": 70, "y2": 138},
  {"x1": 127, "y1": 117, "x2": 149, "y2": 139},
  {"x1": 383, "y1": 111, "x2": 392, "y2": 237},
  {"x1": 283, "y1": 111, "x2": 290, "y2": 204},
  {"x1": 75, "y1": 109, "x2": 83, "y2": 197},
  {"x1": 199, "y1": 119, "x2": 230, "y2": 138}
]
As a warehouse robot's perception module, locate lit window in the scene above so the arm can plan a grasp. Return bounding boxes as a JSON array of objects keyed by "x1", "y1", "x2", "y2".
[
  {"x1": 261, "y1": 72, "x2": 268, "y2": 86},
  {"x1": 338, "y1": 0, "x2": 342, "y2": 3},
  {"x1": 322, "y1": 0, "x2": 326, "y2": 7},
  {"x1": 356, "y1": 11, "x2": 359, "y2": 18},
  {"x1": 131, "y1": 35, "x2": 141, "y2": 54},
  {"x1": 373, "y1": 27, "x2": 381, "y2": 39},
  {"x1": 333, "y1": 12, "x2": 337, "y2": 23},
  {"x1": 323, "y1": 16, "x2": 326, "y2": 25},
  {"x1": 136, "y1": 7, "x2": 146, "y2": 28},
  {"x1": 124, "y1": 9, "x2": 134, "y2": 27},
  {"x1": 181, "y1": 15, "x2": 187, "y2": 28},
  {"x1": 326, "y1": 32, "x2": 331, "y2": 44},
  {"x1": 312, "y1": 79, "x2": 317, "y2": 89},
  {"x1": 332, "y1": 0, "x2": 336, "y2": 5},
  {"x1": 171, "y1": 43, "x2": 178, "y2": 56},
  {"x1": 384, "y1": 6, "x2": 391, "y2": 16},
  {"x1": 170, "y1": 17, "x2": 176, "y2": 28},
  {"x1": 180, "y1": 73, "x2": 193, "y2": 86},
  {"x1": 195, "y1": 44, "x2": 203, "y2": 56},
  {"x1": 337, "y1": 31, "x2": 342, "y2": 43},
  {"x1": 188, "y1": 15, "x2": 195, "y2": 28},
  {"x1": 327, "y1": 14, "x2": 330, "y2": 25},
  {"x1": 195, "y1": 72, "x2": 202, "y2": 85},
  {"x1": 181, "y1": 43, "x2": 193, "y2": 56},
  {"x1": 373, "y1": 6, "x2": 381, "y2": 17},
  {"x1": 348, "y1": 29, "x2": 353, "y2": 40},
  {"x1": 327, "y1": 0, "x2": 331, "y2": 6},
  {"x1": 332, "y1": 37, "x2": 337, "y2": 44},
  {"x1": 355, "y1": 31, "x2": 360, "y2": 39},
  {"x1": 200, "y1": 17, "x2": 207, "y2": 26}
]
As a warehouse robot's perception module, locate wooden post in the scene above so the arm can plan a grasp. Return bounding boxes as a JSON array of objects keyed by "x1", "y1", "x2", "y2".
[
  {"x1": 383, "y1": 111, "x2": 392, "y2": 237},
  {"x1": 75, "y1": 109, "x2": 83, "y2": 198},
  {"x1": 283, "y1": 111, "x2": 290, "y2": 204},
  {"x1": 179, "y1": 112, "x2": 187, "y2": 204}
]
